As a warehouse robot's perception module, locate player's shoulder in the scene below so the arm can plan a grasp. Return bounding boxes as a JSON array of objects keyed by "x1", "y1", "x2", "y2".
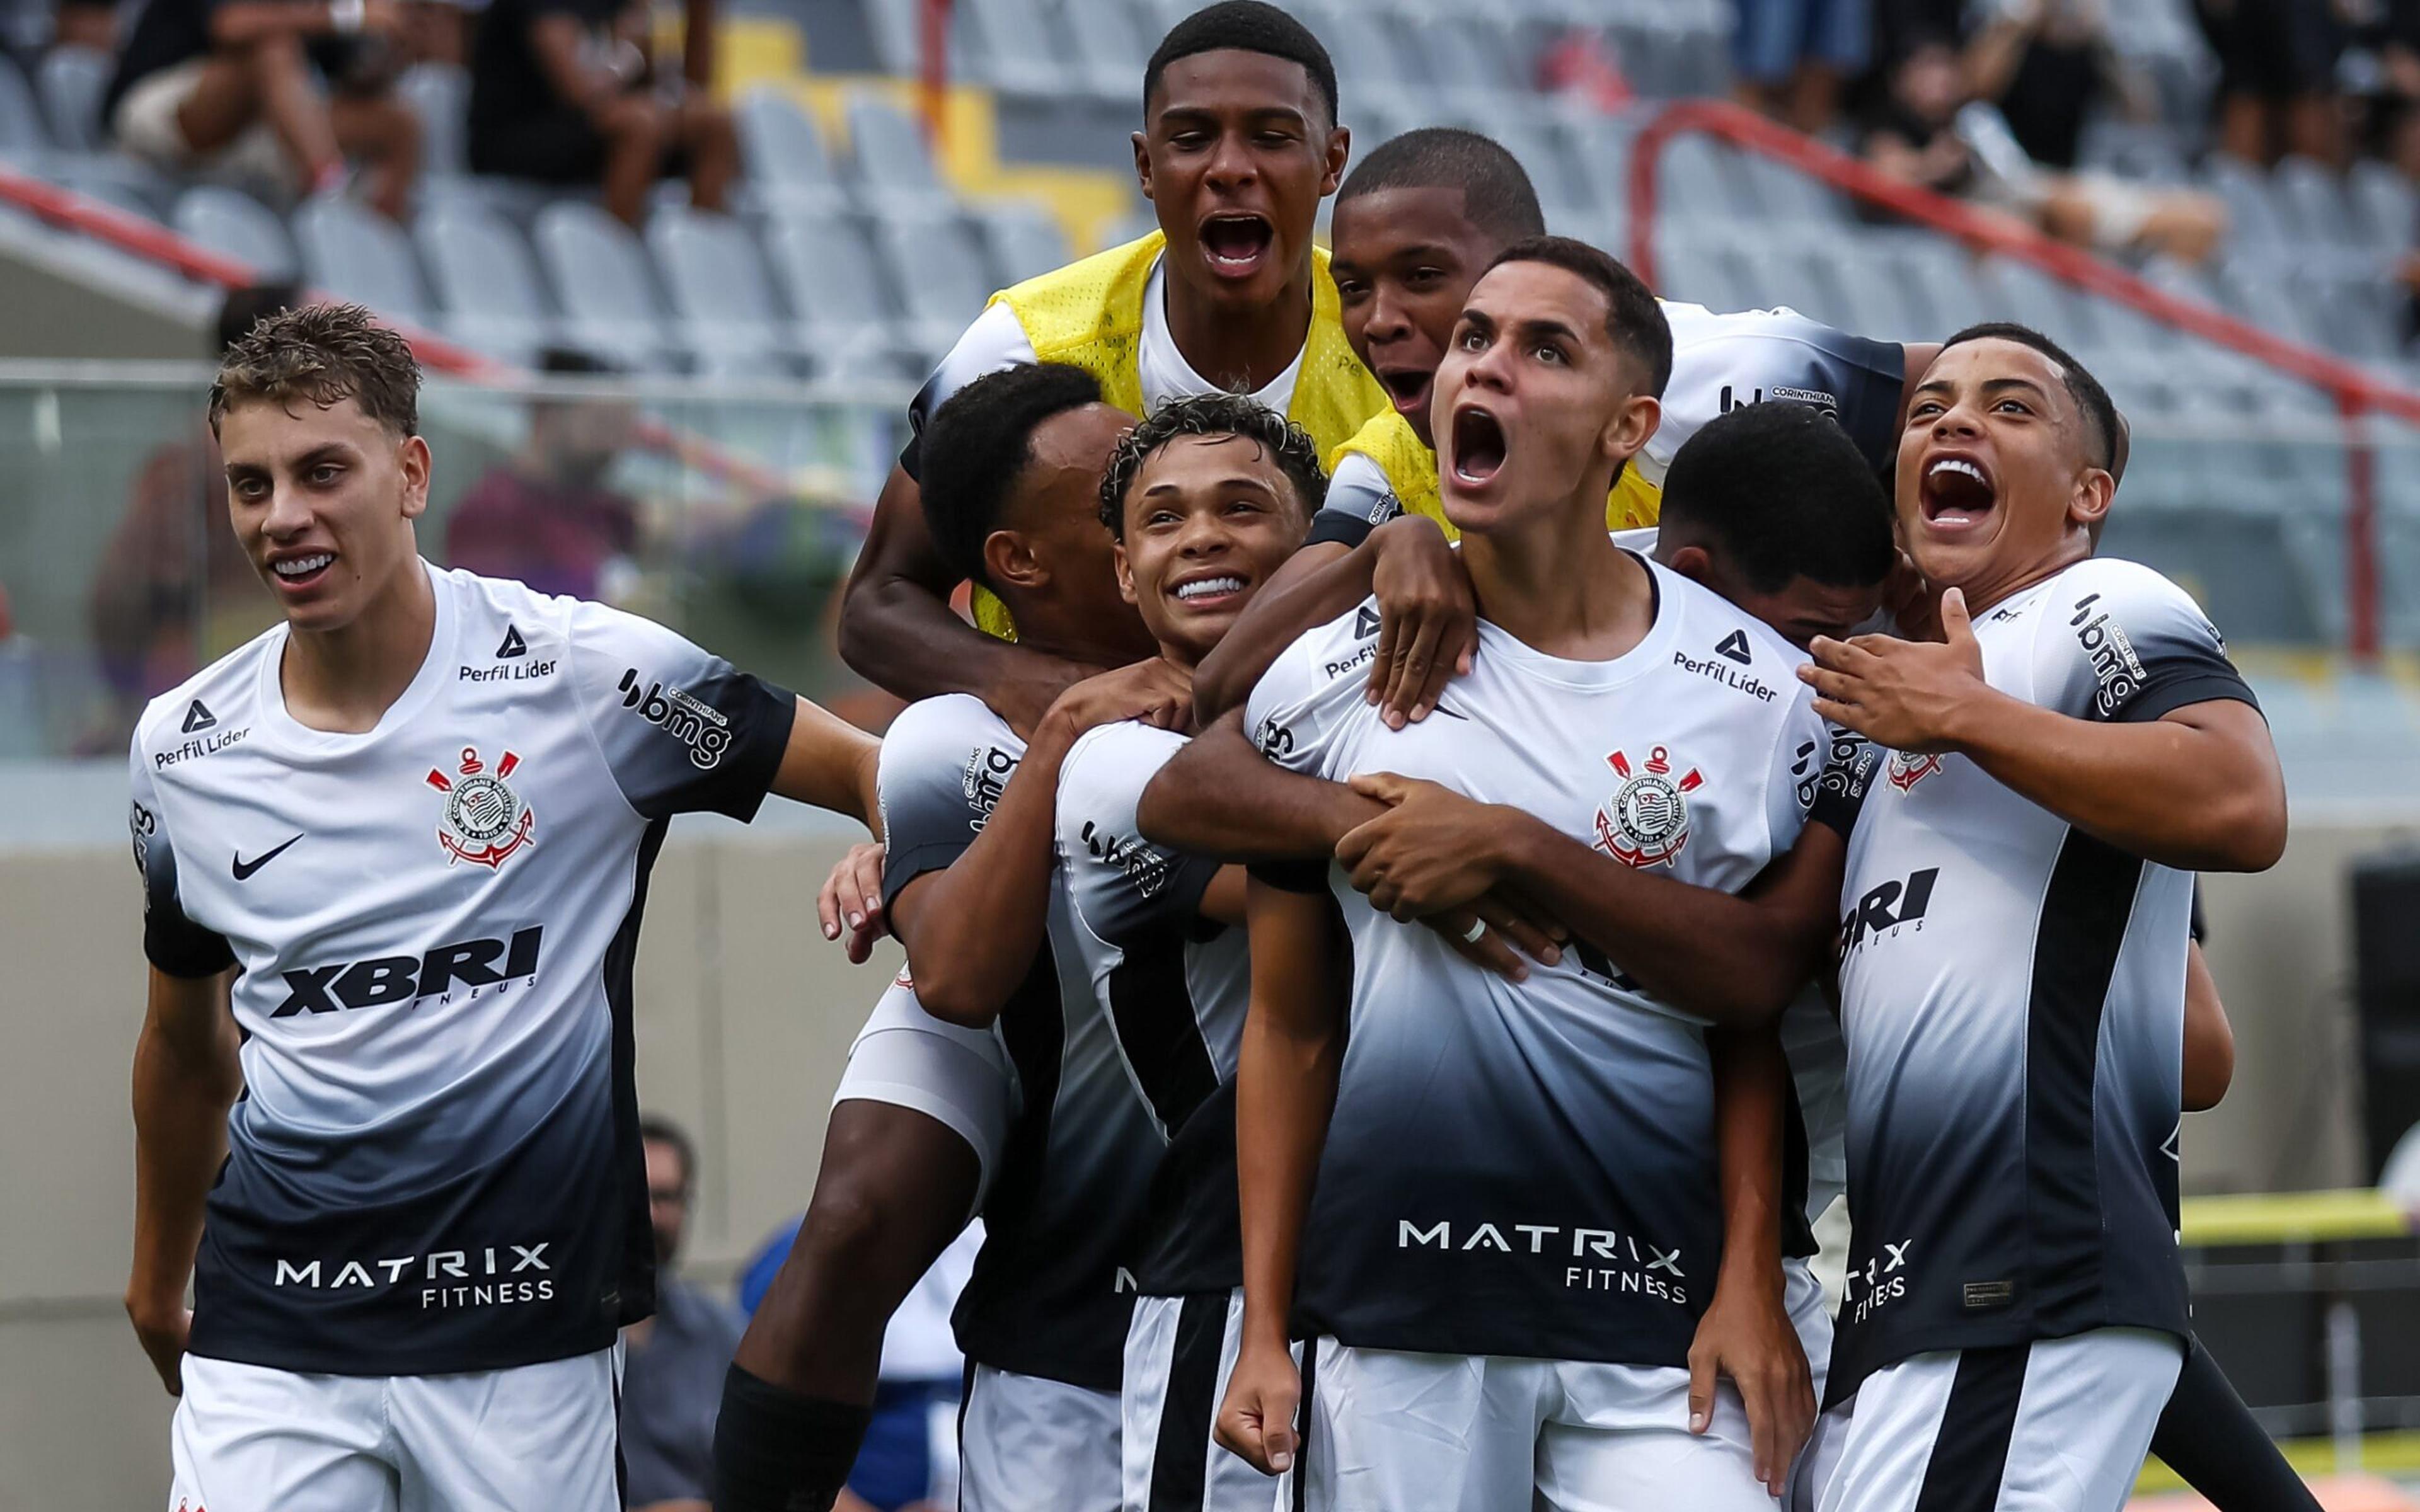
[
  {"x1": 1647, "y1": 557, "x2": 1806, "y2": 678},
  {"x1": 2040, "y1": 555, "x2": 2209, "y2": 622},
  {"x1": 131, "y1": 621, "x2": 285, "y2": 769},
  {"x1": 1063, "y1": 718, "x2": 1186, "y2": 791},
  {"x1": 887, "y1": 692, "x2": 1019, "y2": 761}
]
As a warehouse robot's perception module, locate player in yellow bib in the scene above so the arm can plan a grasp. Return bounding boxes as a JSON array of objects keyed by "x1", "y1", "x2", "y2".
[{"x1": 833, "y1": 1, "x2": 1388, "y2": 733}]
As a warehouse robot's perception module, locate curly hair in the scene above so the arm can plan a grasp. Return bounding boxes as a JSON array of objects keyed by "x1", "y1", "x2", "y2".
[
  {"x1": 208, "y1": 301, "x2": 421, "y2": 438},
  {"x1": 1098, "y1": 394, "x2": 1328, "y2": 537}
]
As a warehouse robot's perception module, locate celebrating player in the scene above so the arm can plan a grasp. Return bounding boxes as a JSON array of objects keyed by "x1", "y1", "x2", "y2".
[
  {"x1": 125, "y1": 304, "x2": 882, "y2": 1512},
  {"x1": 834, "y1": 0, "x2": 1389, "y2": 731}
]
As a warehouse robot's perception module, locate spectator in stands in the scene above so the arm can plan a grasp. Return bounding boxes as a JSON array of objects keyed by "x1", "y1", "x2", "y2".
[
  {"x1": 1862, "y1": 33, "x2": 2227, "y2": 262},
  {"x1": 464, "y1": 0, "x2": 735, "y2": 228},
  {"x1": 85, "y1": 282, "x2": 296, "y2": 752},
  {"x1": 101, "y1": 0, "x2": 422, "y2": 219},
  {"x1": 1731, "y1": 0, "x2": 1870, "y2": 134},
  {"x1": 623, "y1": 1115, "x2": 746, "y2": 1512},
  {"x1": 1964, "y1": 0, "x2": 2157, "y2": 173},
  {"x1": 2193, "y1": 0, "x2": 2348, "y2": 166},
  {"x1": 442, "y1": 348, "x2": 644, "y2": 601}
]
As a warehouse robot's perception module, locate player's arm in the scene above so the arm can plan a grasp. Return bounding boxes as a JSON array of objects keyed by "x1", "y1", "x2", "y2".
[
  {"x1": 1216, "y1": 878, "x2": 1347, "y2": 1477},
  {"x1": 836, "y1": 465, "x2": 1103, "y2": 736},
  {"x1": 2183, "y1": 940, "x2": 2235, "y2": 1112},
  {"x1": 1138, "y1": 709, "x2": 1383, "y2": 864},
  {"x1": 888, "y1": 663, "x2": 1189, "y2": 1027},
  {"x1": 766, "y1": 697, "x2": 882, "y2": 832},
  {"x1": 1805, "y1": 588, "x2": 2286, "y2": 873},
  {"x1": 1690, "y1": 1026, "x2": 1814, "y2": 1498},
  {"x1": 127, "y1": 965, "x2": 240, "y2": 1396}
]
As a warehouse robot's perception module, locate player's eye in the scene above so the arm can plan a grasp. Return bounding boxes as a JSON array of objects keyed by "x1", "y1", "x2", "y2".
[
  {"x1": 1534, "y1": 343, "x2": 1567, "y2": 365},
  {"x1": 1910, "y1": 401, "x2": 1944, "y2": 418},
  {"x1": 309, "y1": 464, "x2": 345, "y2": 486},
  {"x1": 1254, "y1": 130, "x2": 1295, "y2": 148},
  {"x1": 1457, "y1": 327, "x2": 1486, "y2": 351},
  {"x1": 1995, "y1": 399, "x2": 2031, "y2": 415},
  {"x1": 1405, "y1": 267, "x2": 1445, "y2": 290},
  {"x1": 1335, "y1": 279, "x2": 1368, "y2": 301}
]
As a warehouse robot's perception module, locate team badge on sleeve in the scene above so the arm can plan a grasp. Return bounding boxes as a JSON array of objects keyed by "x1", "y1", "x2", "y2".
[
  {"x1": 425, "y1": 747, "x2": 536, "y2": 869},
  {"x1": 1594, "y1": 745, "x2": 1700, "y2": 869}
]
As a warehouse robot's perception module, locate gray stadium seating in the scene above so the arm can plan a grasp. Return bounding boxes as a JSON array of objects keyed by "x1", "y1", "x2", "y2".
[
  {"x1": 415, "y1": 199, "x2": 553, "y2": 367},
  {"x1": 646, "y1": 205, "x2": 807, "y2": 377},
  {"x1": 736, "y1": 88, "x2": 849, "y2": 212},
  {"x1": 0, "y1": 54, "x2": 45, "y2": 153},
  {"x1": 960, "y1": 0, "x2": 1069, "y2": 98},
  {"x1": 764, "y1": 208, "x2": 923, "y2": 377},
  {"x1": 532, "y1": 200, "x2": 680, "y2": 372},
  {"x1": 35, "y1": 45, "x2": 108, "y2": 152},
  {"x1": 870, "y1": 205, "x2": 998, "y2": 356},
  {"x1": 844, "y1": 91, "x2": 948, "y2": 204},
  {"x1": 1059, "y1": 0, "x2": 1154, "y2": 101},
  {"x1": 976, "y1": 200, "x2": 1071, "y2": 287},
  {"x1": 173, "y1": 185, "x2": 299, "y2": 278},
  {"x1": 294, "y1": 193, "x2": 432, "y2": 327},
  {"x1": 400, "y1": 64, "x2": 470, "y2": 180}
]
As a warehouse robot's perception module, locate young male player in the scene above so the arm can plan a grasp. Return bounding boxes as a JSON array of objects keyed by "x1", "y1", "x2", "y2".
[
  {"x1": 126, "y1": 304, "x2": 883, "y2": 1511},
  {"x1": 1189, "y1": 238, "x2": 1831, "y2": 1508},
  {"x1": 1274, "y1": 326, "x2": 2288, "y2": 1511},
  {"x1": 833, "y1": 0, "x2": 1390, "y2": 730}
]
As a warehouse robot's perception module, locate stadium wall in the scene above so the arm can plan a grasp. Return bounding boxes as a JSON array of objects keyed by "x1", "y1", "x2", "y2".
[{"x1": 0, "y1": 816, "x2": 2385, "y2": 1509}]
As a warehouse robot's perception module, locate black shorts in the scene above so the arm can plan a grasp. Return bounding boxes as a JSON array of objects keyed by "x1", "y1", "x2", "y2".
[{"x1": 467, "y1": 104, "x2": 689, "y2": 183}]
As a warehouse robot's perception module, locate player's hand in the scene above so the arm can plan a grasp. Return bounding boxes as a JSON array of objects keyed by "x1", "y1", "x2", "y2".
[
  {"x1": 817, "y1": 841, "x2": 886, "y2": 963},
  {"x1": 1801, "y1": 588, "x2": 1992, "y2": 755},
  {"x1": 1422, "y1": 892, "x2": 1566, "y2": 982},
  {"x1": 1335, "y1": 774, "x2": 1512, "y2": 919},
  {"x1": 1041, "y1": 660, "x2": 1194, "y2": 743},
  {"x1": 991, "y1": 655, "x2": 1117, "y2": 741},
  {"x1": 1686, "y1": 1266, "x2": 1814, "y2": 1498},
  {"x1": 127, "y1": 1293, "x2": 190, "y2": 1396},
  {"x1": 1214, "y1": 1335, "x2": 1301, "y2": 1475},
  {"x1": 1364, "y1": 515, "x2": 1477, "y2": 728}
]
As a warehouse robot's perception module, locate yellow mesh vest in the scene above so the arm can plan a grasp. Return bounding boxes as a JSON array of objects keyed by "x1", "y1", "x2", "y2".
[
  {"x1": 965, "y1": 232, "x2": 1390, "y2": 638},
  {"x1": 1333, "y1": 409, "x2": 1664, "y2": 542}
]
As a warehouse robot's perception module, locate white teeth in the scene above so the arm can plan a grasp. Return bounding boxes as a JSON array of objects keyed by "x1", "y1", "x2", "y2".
[
  {"x1": 275, "y1": 554, "x2": 333, "y2": 577},
  {"x1": 1175, "y1": 576, "x2": 1244, "y2": 602},
  {"x1": 1929, "y1": 459, "x2": 1986, "y2": 484}
]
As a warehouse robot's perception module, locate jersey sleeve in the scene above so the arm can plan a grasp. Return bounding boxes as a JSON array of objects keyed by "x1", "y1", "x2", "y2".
[
  {"x1": 1807, "y1": 723, "x2": 1884, "y2": 839},
  {"x1": 2033, "y1": 561, "x2": 2260, "y2": 724},
  {"x1": 1057, "y1": 723, "x2": 1223, "y2": 946},
  {"x1": 565, "y1": 601, "x2": 797, "y2": 822},
  {"x1": 1768, "y1": 692, "x2": 1832, "y2": 850},
  {"x1": 898, "y1": 302, "x2": 1038, "y2": 481},
  {"x1": 128, "y1": 738, "x2": 234, "y2": 978},
  {"x1": 877, "y1": 694, "x2": 1017, "y2": 907},
  {"x1": 1242, "y1": 601, "x2": 1382, "y2": 782},
  {"x1": 1306, "y1": 449, "x2": 1405, "y2": 549},
  {"x1": 1662, "y1": 304, "x2": 1907, "y2": 472}
]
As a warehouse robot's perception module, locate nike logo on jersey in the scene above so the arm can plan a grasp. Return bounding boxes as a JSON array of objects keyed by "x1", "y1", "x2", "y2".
[{"x1": 233, "y1": 833, "x2": 304, "y2": 879}]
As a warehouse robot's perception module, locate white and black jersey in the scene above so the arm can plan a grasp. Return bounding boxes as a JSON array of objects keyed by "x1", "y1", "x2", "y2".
[
  {"x1": 1809, "y1": 558, "x2": 2258, "y2": 1405},
  {"x1": 127, "y1": 562, "x2": 795, "y2": 1377},
  {"x1": 1242, "y1": 558, "x2": 1830, "y2": 1367},
  {"x1": 1054, "y1": 721, "x2": 1250, "y2": 1298},
  {"x1": 877, "y1": 696, "x2": 1164, "y2": 1392}
]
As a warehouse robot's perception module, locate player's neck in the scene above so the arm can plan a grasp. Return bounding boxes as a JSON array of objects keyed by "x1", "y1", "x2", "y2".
[
  {"x1": 278, "y1": 554, "x2": 439, "y2": 735},
  {"x1": 1161, "y1": 264, "x2": 1313, "y2": 394},
  {"x1": 1945, "y1": 532, "x2": 2092, "y2": 618},
  {"x1": 995, "y1": 601, "x2": 1148, "y2": 675},
  {"x1": 1460, "y1": 496, "x2": 1649, "y2": 662}
]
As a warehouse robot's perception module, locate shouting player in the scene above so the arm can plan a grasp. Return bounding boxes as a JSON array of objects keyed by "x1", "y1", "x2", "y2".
[
  {"x1": 125, "y1": 304, "x2": 882, "y2": 1511},
  {"x1": 834, "y1": 0, "x2": 1388, "y2": 731}
]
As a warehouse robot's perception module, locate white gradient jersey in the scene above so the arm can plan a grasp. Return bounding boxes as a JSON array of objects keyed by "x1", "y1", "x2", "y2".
[
  {"x1": 127, "y1": 563, "x2": 794, "y2": 1376},
  {"x1": 877, "y1": 696, "x2": 1165, "y2": 1392},
  {"x1": 1243, "y1": 558, "x2": 1828, "y2": 1365},
  {"x1": 1054, "y1": 721, "x2": 1250, "y2": 1297},
  {"x1": 1810, "y1": 558, "x2": 2257, "y2": 1404}
]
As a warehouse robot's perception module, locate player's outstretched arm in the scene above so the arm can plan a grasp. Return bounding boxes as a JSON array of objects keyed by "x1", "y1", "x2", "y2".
[
  {"x1": 837, "y1": 466, "x2": 1107, "y2": 736},
  {"x1": 1138, "y1": 709, "x2": 1383, "y2": 864},
  {"x1": 1219, "y1": 879, "x2": 1347, "y2": 1478},
  {"x1": 127, "y1": 966, "x2": 240, "y2": 1396},
  {"x1": 2184, "y1": 942, "x2": 2235, "y2": 1112},
  {"x1": 1192, "y1": 515, "x2": 1474, "y2": 728},
  {"x1": 768, "y1": 698, "x2": 883, "y2": 830},
  {"x1": 1804, "y1": 588, "x2": 2287, "y2": 873},
  {"x1": 1690, "y1": 1026, "x2": 1814, "y2": 1497},
  {"x1": 889, "y1": 662, "x2": 1190, "y2": 1027}
]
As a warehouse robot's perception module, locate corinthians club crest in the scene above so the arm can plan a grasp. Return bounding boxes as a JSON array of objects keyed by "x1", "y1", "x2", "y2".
[
  {"x1": 1594, "y1": 745, "x2": 1702, "y2": 869},
  {"x1": 1886, "y1": 749, "x2": 1942, "y2": 793},
  {"x1": 425, "y1": 746, "x2": 536, "y2": 869}
]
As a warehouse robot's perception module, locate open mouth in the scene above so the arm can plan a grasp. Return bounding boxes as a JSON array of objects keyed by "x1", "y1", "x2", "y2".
[
  {"x1": 270, "y1": 551, "x2": 336, "y2": 590},
  {"x1": 1918, "y1": 455, "x2": 1995, "y2": 530},
  {"x1": 1378, "y1": 365, "x2": 1434, "y2": 421},
  {"x1": 1450, "y1": 405, "x2": 1508, "y2": 485},
  {"x1": 1199, "y1": 214, "x2": 1274, "y2": 278},
  {"x1": 1171, "y1": 573, "x2": 1248, "y2": 608}
]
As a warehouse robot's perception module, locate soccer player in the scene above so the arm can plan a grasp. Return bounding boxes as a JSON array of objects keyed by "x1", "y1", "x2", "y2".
[
  {"x1": 833, "y1": 0, "x2": 1390, "y2": 730},
  {"x1": 126, "y1": 304, "x2": 883, "y2": 1511},
  {"x1": 1190, "y1": 238, "x2": 1829, "y2": 1508}
]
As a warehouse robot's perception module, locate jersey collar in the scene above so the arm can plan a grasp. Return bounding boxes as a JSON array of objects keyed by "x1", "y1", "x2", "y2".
[{"x1": 251, "y1": 558, "x2": 461, "y2": 758}]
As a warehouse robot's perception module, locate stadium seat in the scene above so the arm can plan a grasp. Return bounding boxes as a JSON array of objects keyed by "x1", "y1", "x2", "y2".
[
  {"x1": 36, "y1": 45, "x2": 109, "y2": 153},
  {"x1": 2271, "y1": 156, "x2": 2355, "y2": 255},
  {"x1": 399, "y1": 64, "x2": 469, "y2": 180},
  {"x1": 173, "y1": 185, "x2": 300, "y2": 279},
  {"x1": 2203, "y1": 154, "x2": 2289, "y2": 251},
  {"x1": 1057, "y1": 0, "x2": 1154, "y2": 101},
  {"x1": 1654, "y1": 134, "x2": 1756, "y2": 222},
  {"x1": 735, "y1": 88, "x2": 849, "y2": 212},
  {"x1": 415, "y1": 200, "x2": 554, "y2": 367},
  {"x1": 868, "y1": 205, "x2": 996, "y2": 357},
  {"x1": 0, "y1": 53, "x2": 47, "y2": 153},
  {"x1": 975, "y1": 200, "x2": 1070, "y2": 287},
  {"x1": 645, "y1": 205, "x2": 806, "y2": 377},
  {"x1": 2348, "y1": 159, "x2": 2415, "y2": 254},
  {"x1": 960, "y1": 0, "x2": 1070, "y2": 97},
  {"x1": 1735, "y1": 152, "x2": 1846, "y2": 228},
  {"x1": 764, "y1": 209, "x2": 921, "y2": 378},
  {"x1": 294, "y1": 194, "x2": 433, "y2": 327},
  {"x1": 843, "y1": 91, "x2": 948, "y2": 205},
  {"x1": 532, "y1": 200, "x2": 681, "y2": 372}
]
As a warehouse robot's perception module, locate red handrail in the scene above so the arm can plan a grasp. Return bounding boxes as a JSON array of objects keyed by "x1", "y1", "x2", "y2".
[{"x1": 1627, "y1": 97, "x2": 2406, "y2": 658}]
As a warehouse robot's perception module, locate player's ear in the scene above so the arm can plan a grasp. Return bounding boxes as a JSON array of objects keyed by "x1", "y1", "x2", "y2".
[
  {"x1": 397, "y1": 435, "x2": 432, "y2": 522},
  {"x1": 1601, "y1": 392, "x2": 1661, "y2": 467},
  {"x1": 2068, "y1": 466, "x2": 2114, "y2": 536},
  {"x1": 1319, "y1": 122, "x2": 1350, "y2": 197},
  {"x1": 1113, "y1": 539, "x2": 1139, "y2": 606},
  {"x1": 1664, "y1": 543, "x2": 1716, "y2": 588},
  {"x1": 1132, "y1": 130, "x2": 1155, "y2": 202},
  {"x1": 985, "y1": 529, "x2": 1048, "y2": 593}
]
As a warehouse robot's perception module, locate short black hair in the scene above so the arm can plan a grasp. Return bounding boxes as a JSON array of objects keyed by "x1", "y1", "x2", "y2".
[
  {"x1": 1940, "y1": 321, "x2": 2118, "y2": 470},
  {"x1": 919, "y1": 363, "x2": 1106, "y2": 589},
  {"x1": 1145, "y1": 1, "x2": 1338, "y2": 127},
  {"x1": 639, "y1": 1114, "x2": 696, "y2": 1193},
  {"x1": 1099, "y1": 392, "x2": 1328, "y2": 536},
  {"x1": 1337, "y1": 128, "x2": 1547, "y2": 245},
  {"x1": 1484, "y1": 236, "x2": 1673, "y2": 398},
  {"x1": 1659, "y1": 403, "x2": 1894, "y2": 594}
]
